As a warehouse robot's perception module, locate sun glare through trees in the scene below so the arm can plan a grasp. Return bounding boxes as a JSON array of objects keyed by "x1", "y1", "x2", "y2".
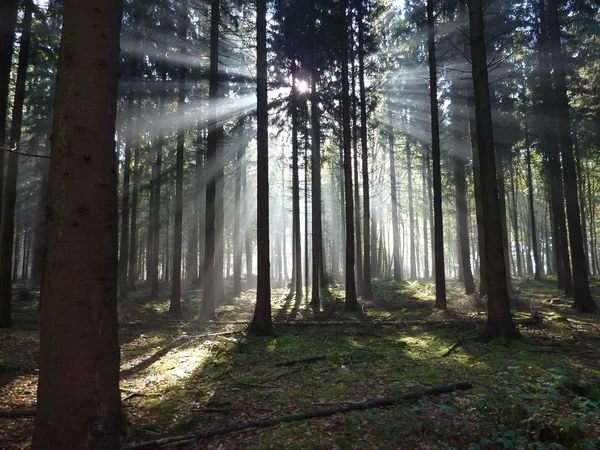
[{"x1": 0, "y1": 0, "x2": 600, "y2": 448}]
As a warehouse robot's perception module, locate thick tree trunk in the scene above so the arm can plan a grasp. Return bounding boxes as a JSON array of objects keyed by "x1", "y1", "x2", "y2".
[
  {"x1": 341, "y1": 0, "x2": 358, "y2": 310},
  {"x1": 0, "y1": 0, "x2": 33, "y2": 327},
  {"x1": 427, "y1": 0, "x2": 446, "y2": 309},
  {"x1": 547, "y1": 0, "x2": 596, "y2": 311},
  {"x1": 468, "y1": 0, "x2": 519, "y2": 341},
  {"x1": 250, "y1": 0, "x2": 273, "y2": 335},
  {"x1": 32, "y1": 0, "x2": 123, "y2": 446}
]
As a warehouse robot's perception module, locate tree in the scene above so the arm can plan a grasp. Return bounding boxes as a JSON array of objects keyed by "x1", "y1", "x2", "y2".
[
  {"x1": 32, "y1": 0, "x2": 123, "y2": 446},
  {"x1": 0, "y1": 0, "x2": 34, "y2": 328},
  {"x1": 547, "y1": 0, "x2": 596, "y2": 312},
  {"x1": 427, "y1": 0, "x2": 446, "y2": 310},
  {"x1": 250, "y1": 0, "x2": 273, "y2": 335},
  {"x1": 341, "y1": 0, "x2": 359, "y2": 310},
  {"x1": 202, "y1": 0, "x2": 221, "y2": 321},
  {"x1": 467, "y1": 0, "x2": 519, "y2": 341},
  {"x1": 170, "y1": 0, "x2": 189, "y2": 315}
]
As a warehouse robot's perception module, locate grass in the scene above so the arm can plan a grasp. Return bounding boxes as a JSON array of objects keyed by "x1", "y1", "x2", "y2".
[{"x1": 0, "y1": 277, "x2": 599, "y2": 449}]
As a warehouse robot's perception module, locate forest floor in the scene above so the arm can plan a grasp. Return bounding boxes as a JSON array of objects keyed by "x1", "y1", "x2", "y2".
[{"x1": 1, "y1": 277, "x2": 600, "y2": 449}]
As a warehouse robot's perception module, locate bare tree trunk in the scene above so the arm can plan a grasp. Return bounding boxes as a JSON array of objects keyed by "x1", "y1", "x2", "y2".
[
  {"x1": 250, "y1": 0, "x2": 273, "y2": 335},
  {"x1": 389, "y1": 128, "x2": 401, "y2": 281},
  {"x1": 427, "y1": 0, "x2": 446, "y2": 309},
  {"x1": 357, "y1": 1, "x2": 373, "y2": 298},
  {"x1": 524, "y1": 102, "x2": 541, "y2": 280},
  {"x1": 468, "y1": 0, "x2": 519, "y2": 341},
  {"x1": 32, "y1": 0, "x2": 123, "y2": 444},
  {"x1": 351, "y1": 56, "x2": 363, "y2": 296},
  {"x1": 202, "y1": 0, "x2": 221, "y2": 320},
  {"x1": 170, "y1": 0, "x2": 188, "y2": 315},
  {"x1": 341, "y1": 0, "x2": 358, "y2": 310},
  {"x1": 233, "y1": 121, "x2": 244, "y2": 296},
  {"x1": 310, "y1": 23, "x2": 324, "y2": 308},
  {"x1": 291, "y1": 61, "x2": 302, "y2": 300},
  {"x1": 407, "y1": 140, "x2": 417, "y2": 279},
  {"x1": 128, "y1": 94, "x2": 141, "y2": 291},
  {"x1": 547, "y1": 0, "x2": 596, "y2": 312}
]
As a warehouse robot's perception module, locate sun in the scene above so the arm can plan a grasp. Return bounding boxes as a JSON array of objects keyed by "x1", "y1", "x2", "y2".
[{"x1": 297, "y1": 79, "x2": 309, "y2": 94}]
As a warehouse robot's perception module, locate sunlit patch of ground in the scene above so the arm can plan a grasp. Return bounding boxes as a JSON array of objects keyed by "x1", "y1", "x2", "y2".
[{"x1": 1, "y1": 277, "x2": 600, "y2": 449}]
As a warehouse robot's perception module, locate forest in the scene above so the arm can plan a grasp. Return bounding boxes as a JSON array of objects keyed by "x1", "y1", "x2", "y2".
[{"x1": 0, "y1": 0, "x2": 600, "y2": 448}]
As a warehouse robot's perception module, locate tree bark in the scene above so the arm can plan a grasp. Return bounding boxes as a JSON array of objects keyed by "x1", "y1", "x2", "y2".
[
  {"x1": 427, "y1": 0, "x2": 446, "y2": 309},
  {"x1": 407, "y1": 140, "x2": 416, "y2": 280},
  {"x1": 310, "y1": 24, "x2": 324, "y2": 308},
  {"x1": 233, "y1": 121, "x2": 244, "y2": 297},
  {"x1": 357, "y1": 1, "x2": 373, "y2": 298},
  {"x1": 341, "y1": 0, "x2": 358, "y2": 310},
  {"x1": 547, "y1": 0, "x2": 596, "y2": 312},
  {"x1": 170, "y1": 1, "x2": 188, "y2": 315},
  {"x1": 524, "y1": 102, "x2": 541, "y2": 280},
  {"x1": 468, "y1": 0, "x2": 519, "y2": 341},
  {"x1": 250, "y1": 0, "x2": 273, "y2": 335},
  {"x1": 32, "y1": 0, "x2": 123, "y2": 446},
  {"x1": 291, "y1": 62, "x2": 303, "y2": 300},
  {"x1": 389, "y1": 125, "x2": 401, "y2": 281},
  {"x1": 202, "y1": 0, "x2": 221, "y2": 320}
]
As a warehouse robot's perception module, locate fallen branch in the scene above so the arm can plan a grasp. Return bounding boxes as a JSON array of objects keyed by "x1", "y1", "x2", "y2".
[
  {"x1": 122, "y1": 382, "x2": 473, "y2": 450},
  {"x1": 123, "y1": 393, "x2": 147, "y2": 402},
  {"x1": 0, "y1": 409, "x2": 36, "y2": 418},
  {"x1": 274, "y1": 356, "x2": 326, "y2": 367},
  {"x1": 442, "y1": 341, "x2": 462, "y2": 357}
]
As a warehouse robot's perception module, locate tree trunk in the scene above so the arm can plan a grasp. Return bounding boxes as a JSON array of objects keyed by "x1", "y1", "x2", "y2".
[
  {"x1": 310, "y1": 25, "x2": 324, "y2": 308},
  {"x1": 0, "y1": 0, "x2": 33, "y2": 327},
  {"x1": 357, "y1": 1, "x2": 373, "y2": 298},
  {"x1": 422, "y1": 153, "x2": 429, "y2": 280},
  {"x1": 455, "y1": 154, "x2": 475, "y2": 295},
  {"x1": 524, "y1": 103, "x2": 541, "y2": 280},
  {"x1": 291, "y1": 62, "x2": 302, "y2": 300},
  {"x1": 341, "y1": 0, "x2": 358, "y2": 310},
  {"x1": 468, "y1": 0, "x2": 519, "y2": 341},
  {"x1": 128, "y1": 93, "x2": 141, "y2": 291},
  {"x1": 118, "y1": 57, "x2": 137, "y2": 300},
  {"x1": 0, "y1": 0, "x2": 19, "y2": 234},
  {"x1": 32, "y1": 0, "x2": 123, "y2": 445},
  {"x1": 233, "y1": 121, "x2": 244, "y2": 296},
  {"x1": 547, "y1": 0, "x2": 596, "y2": 311},
  {"x1": 389, "y1": 128, "x2": 401, "y2": 281},
  {"x1": 427, "y1": 0, "x2": 446, "y2": 309},
  {"x1": 250, "y1": 0, "x2": 273, "y2": 335},
  {"x1": 170, "y1": 1, "x2": 188, "y2": 315},
  {"x1": 351, "y1": 56, "x2": 363, "y2": 296},
  {"x1": 407, "y1": 140, "x2": 417, "y2": 279},
  {"x1": 509, "y1": 159, "x2": 522, "y2": 277},
  {"x1": 202, "y1": 0, "x2": 220, "y2": 320}
]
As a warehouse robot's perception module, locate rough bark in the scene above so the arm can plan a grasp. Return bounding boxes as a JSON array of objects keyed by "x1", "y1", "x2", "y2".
[
  {"x1": 407, "y1": 140, "x2": 416, "y2": 279},
  {"x1": 341, "y1": 0, "x2": 358, "y2": 310},
  {"x1": 170, "y1": 2, "x2": 188, "y2": 315},
  {"x1": 468, "y1": 0, "x2": 519, "y2": 341},
  {"x1": 310, "y1": 25, "x2": 324, "y2": 309},
  {"x1": 389, "y1": 127, "x2": 401, "y2": 281},
  {"x1": 547, "y1": 0, "x2": 596, "y2": 311},
  {"x1": 202, "y1": 0, "x2": 220, "y2": 320},
  {"x1": 357, "y1": 1, "x2": 373, "y2": 298},
  {"x1": 427, "y1": 0, "x2": 446, "y2": 309},
  {"x1": 291, "y1": 62, "x2": 302, "y2": 300},
  {"x1": 32, "y1": 0, "x2": 123, "y2": 446},
  {"x1": 250, "y1": 0, "x2": 273, "y2": 335}
]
